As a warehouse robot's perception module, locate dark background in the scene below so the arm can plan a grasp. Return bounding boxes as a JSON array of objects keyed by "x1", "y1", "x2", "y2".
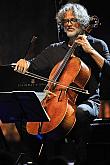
[
  {"x1": 0, "y1": 0, "x2": 109, "y2": 65},
  {"x1": 0, "y1": 2, "x2": 110, "y2": 164}
]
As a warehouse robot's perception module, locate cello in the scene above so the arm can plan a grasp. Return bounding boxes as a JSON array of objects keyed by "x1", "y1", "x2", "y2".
[{"x1": 26, "y1": 16, "x2": 99, "y2": 140}]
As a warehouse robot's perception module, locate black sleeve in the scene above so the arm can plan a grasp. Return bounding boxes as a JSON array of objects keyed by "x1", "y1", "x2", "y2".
[
  {"x1": 97, "y1": 40, "x2": 110, "y2": 100},
  {"x1": 28, "y1": 46, "x2": 53, "y2": 77}
]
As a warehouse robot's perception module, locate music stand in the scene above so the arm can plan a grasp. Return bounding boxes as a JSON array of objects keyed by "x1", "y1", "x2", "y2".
[
  {"x1": 0, "y1": 91, "x2": 50, "y2": 164},
  {"x1": 0, "y1": 91, "x2": 50, "y2": 123}
]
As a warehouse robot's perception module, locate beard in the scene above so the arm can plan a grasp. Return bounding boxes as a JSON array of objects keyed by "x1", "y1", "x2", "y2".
[{"x1": 64, "y1": 27, "x2": 82, "y2": 38}]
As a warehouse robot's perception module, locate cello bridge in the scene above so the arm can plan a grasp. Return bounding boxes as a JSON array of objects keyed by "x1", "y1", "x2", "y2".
[{"x1": 44, "y1": 90, "x2": 57, "y2": 97}]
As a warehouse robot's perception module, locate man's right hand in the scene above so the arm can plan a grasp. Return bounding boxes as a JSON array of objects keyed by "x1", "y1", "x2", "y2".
[{"x1": 14, "y1": 59, "x2": 30, "y2": 74}]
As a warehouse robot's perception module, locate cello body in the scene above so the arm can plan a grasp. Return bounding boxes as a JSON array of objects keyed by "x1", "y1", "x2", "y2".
[{"x1": 26, "y1": 56, "x2": 91, "y2": 140}]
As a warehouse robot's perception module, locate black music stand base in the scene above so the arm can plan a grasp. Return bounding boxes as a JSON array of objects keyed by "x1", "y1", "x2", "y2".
[{"x1": 0, "y1": 91, "x2": 50, "y2": 165}]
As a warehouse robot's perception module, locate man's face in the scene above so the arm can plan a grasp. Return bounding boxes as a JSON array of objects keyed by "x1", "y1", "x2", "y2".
[{"x1": 63, "y1": 10, "x2": 81, "y2": 38}]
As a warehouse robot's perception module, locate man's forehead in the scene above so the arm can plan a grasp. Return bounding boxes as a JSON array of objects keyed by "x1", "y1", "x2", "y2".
[{"x1": 63, "y1": 10, "x2": 75, "y2": 18}]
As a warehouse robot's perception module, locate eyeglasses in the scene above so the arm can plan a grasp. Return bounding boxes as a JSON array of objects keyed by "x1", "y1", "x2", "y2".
[{"x1": 62, "y1": 18, "x2": 78, "y2": 24}]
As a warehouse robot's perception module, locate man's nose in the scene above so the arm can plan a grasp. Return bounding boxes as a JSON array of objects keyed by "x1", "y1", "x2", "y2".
[{"x1": 68, "y1": 20, "x2": 73, "y2": 25}]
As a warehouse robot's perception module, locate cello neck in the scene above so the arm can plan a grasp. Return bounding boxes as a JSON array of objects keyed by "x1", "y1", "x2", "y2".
[{"x1": 51, "y1": 32, "x2": 82, "y2": 83}]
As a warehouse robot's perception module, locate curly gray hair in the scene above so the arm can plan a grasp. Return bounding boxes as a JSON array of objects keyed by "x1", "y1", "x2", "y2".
[{"x1": 56, "y1": 3, "x2": 90, "y2": 28}]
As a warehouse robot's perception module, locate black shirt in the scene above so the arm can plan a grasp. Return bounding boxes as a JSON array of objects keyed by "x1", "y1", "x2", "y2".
[{"x1": 28, "y1": 35, "x2": 110, "y2": 104}]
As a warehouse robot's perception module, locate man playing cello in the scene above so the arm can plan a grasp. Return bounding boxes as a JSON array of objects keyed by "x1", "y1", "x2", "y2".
[{"x1": 14, "y1": 2, "x2": 110, "y2": 165}]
